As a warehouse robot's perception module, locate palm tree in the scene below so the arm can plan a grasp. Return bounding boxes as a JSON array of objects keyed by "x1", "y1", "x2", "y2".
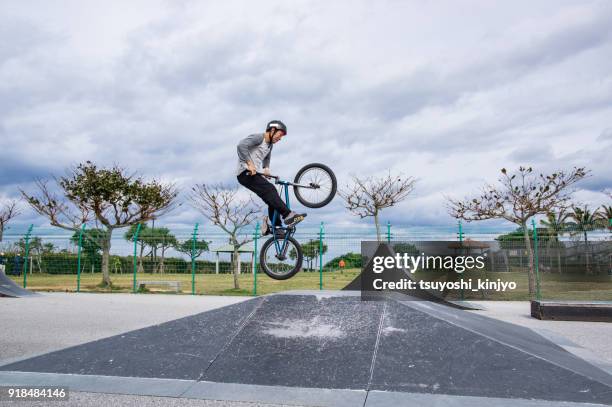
[
  {"x1": 540, "y1": 210, "x2": 569, "y2": 273},
  {"x1": 568, "y1": 206, "x2": 598, "y2": 274},
  {"x1": 596, "y1": 205, "x2": 612, "y2": 232}
]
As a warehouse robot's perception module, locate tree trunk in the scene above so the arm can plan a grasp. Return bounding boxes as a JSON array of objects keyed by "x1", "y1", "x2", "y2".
[
  {"x1": 521, "y1": 223, "x2": 536, "y2": 298},
  {"x1": 502, "y1": 250, "x2": 509, "y2": 272},
  {"x1": 584, "y1": 231, "x2": 591, "y2": 274},
  {"x1": 232, "y1": 248, "x2": 240, "y2": 289},
  {"x1": 101, "y1": 229, "x2": 112, "y2": 287},
  {"x1": 159, "y1": 247, "x2": 166, "y2": 274},
  {"x1": 374, "y1": 211, "x2": 381, "y2": 242},
  {"x1": 138, "y1": 243, "x2": 144, "y2": 273}
]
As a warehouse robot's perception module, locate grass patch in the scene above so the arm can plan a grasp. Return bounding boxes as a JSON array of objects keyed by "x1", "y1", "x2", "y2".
[{"x1": 7, "y1": 269, "x2": 611, "y2": 300}]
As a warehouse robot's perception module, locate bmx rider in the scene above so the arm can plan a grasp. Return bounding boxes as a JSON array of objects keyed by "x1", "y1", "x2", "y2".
[{"x1": 236, "y1": 120, "x2": 306, "y2": 235}]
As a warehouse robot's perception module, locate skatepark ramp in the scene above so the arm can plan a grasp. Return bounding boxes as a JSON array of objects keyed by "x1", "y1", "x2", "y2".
[
  {"x1": 0, "y1": 273, "x2": 36, "y2": 298},
  {"x1": 1, "y1": 291, "x2": 610, "y2": 405}
]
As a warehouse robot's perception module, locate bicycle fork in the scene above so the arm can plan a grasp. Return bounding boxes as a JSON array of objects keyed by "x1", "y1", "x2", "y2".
[{"x1": 270, "y1": 182, "x2": 294, "y2": 259}]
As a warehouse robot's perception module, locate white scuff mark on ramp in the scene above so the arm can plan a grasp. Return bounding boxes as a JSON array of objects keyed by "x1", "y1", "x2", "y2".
[
  {"x1": 262, "y1": 316, "x2": 346, "y2": 339},
  {"x1": 382, "y1": 326, "x2": 406, "y2": 335}
]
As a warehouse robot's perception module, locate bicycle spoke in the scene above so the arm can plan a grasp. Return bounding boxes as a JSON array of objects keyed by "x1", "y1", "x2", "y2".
[
  {"x1": 297, "y1": 168, "x2": 333, "y2": 206},
  {"x1": 262, "y1": 239, "x2": 300, "y2": 278}
]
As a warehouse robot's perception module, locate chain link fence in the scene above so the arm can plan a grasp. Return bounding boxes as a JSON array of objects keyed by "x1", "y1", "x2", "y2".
[{"x1": 0, "y1": 221, "x2": 610, "y2": 300}]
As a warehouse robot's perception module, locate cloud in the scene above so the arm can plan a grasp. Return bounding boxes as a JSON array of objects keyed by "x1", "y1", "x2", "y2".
[{"x1": 1, "y1": 0, "x2": 611, "y2": 231}]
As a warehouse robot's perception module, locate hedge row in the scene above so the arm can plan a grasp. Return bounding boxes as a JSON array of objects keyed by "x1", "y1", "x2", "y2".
[{"x1": 1, "y1": 253, "x2": 242, "y2": 275}]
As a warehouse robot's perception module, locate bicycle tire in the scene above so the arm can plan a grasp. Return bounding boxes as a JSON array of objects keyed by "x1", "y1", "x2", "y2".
[
  {"x1": 293, "y1": 163, "x2": 337, "y2": 208},
  {"x1": 259, "y1": 236, "x2": 303, "y2": 280}
]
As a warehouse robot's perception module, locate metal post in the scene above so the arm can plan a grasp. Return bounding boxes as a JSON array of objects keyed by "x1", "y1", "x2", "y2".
[
  {"x1": 23, "y1": 224, "x2": 33, "y2": 288},
  {"x1": 319, "y1": 222, "x2": 324, "y2": 290},
  {"x1": 458, "y1": 221, "x2": 464, "y2": 301},
  {"x1": 132, "y1": 223, "x2": 142, "y2": 293},
  {"x1": 253, "y1": 223, "x2": 260, "y2": 296},
  {"x1": 532, "y1": 219, "x2": 541, "y2": 301},
  {"x1": 386, "y1": 221, "x2": 391, "y2": 243},
  {"x1": 77, "y1": 224, "x2": 86, "y2": 292},
  {"x1": 191, "y1": 223, "x2": 199, "y2": 295}
]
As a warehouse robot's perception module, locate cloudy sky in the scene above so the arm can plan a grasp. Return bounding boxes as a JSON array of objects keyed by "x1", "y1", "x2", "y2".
[{"x1": 1, "y1": 0, "x2": 611, "y2": 232}]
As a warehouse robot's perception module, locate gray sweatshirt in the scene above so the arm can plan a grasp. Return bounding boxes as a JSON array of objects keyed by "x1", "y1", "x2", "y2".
[{"x1": 236, "y1": 133, "x2": 273, "y2": 175}]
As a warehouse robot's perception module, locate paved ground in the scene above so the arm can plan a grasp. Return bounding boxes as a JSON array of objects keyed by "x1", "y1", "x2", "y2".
[
  {"x1": 0, "y1": 392, "x2": 292, "y2": 407},
  {"x1": 0, "y1": 293, "x2": 247, "y2": 365},
  {"x1": 1, "y1": 293, "x2": 611, "y2": 406},
  {"x1": 469, "y1": 301, "x2": 612, "y2": 372}
]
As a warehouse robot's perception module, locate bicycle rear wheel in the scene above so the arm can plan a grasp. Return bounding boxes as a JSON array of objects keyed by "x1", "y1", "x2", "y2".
[
  {"x1": 293, "y1": 163, "x2": 337, "y2": 208},
  {"x1": 260, "y1": 236, "x2": 303, "y2": 280}
]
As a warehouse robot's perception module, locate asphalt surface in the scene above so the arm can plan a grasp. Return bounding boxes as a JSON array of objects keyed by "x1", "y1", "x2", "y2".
[{"x1": 1, "y1": 292, "x2": 611, "y2": 406}]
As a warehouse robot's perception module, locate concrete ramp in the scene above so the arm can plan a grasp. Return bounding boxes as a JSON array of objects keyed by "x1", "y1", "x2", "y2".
[
  {"x1": 0, "y1": 273, "x2": 36, "y2": 298},
  {"x1": 1, "y1": 292, "x2": 611, "y2": 405}
]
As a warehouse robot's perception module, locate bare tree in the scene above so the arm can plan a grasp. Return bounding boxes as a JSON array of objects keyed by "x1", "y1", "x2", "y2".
[
  {"x1": 190, "y1": 184, "x2": 259, "y2": 289},
  {"x1": 0, "y1": 200, "x2": 21, "y2": 242},
  {"x1": 340, "y1": 172, "x2": 416, "y2": 241},
  {"x1": 21, "y1": 161, "x2": 178, "y2": 286},
  {"x1": 447, "y1": 166, "x2": 587, "y2": 297}
]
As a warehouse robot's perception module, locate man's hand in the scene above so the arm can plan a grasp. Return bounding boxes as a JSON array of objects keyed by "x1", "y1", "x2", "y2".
[
  {"x1": 263, "y1": 168, "x2": 270, "y2": 177},
  {"x1": 247, "y1": 161, "x2": 257, "y2": 176}
]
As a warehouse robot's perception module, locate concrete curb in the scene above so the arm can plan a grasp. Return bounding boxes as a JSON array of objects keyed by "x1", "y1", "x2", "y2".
[{"x1": 0, "y1": 371, "x2": 607, "y2": 407}]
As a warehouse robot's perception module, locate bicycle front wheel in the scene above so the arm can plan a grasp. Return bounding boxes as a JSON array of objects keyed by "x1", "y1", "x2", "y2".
[
  {"x1": 293, "y1": 163, "x2": 337, "y2": 208},
  {"x1": 260, "y1": 236, "x2": 303, "y2": 280}
]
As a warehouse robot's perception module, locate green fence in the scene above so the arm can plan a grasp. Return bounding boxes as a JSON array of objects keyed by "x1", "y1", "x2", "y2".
[{"x1": 0, "y1": 221, "x2": 609, "y2": 300}]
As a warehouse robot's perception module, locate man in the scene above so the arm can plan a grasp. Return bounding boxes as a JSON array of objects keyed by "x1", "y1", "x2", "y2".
[{"x1": 237, "y1": 120, "x2": 306, "y2": 235}]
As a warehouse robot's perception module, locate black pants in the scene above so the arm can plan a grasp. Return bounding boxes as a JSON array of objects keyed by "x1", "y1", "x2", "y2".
[{"x1": 237, "y1": 170, "x2": 291, "y2": 226}]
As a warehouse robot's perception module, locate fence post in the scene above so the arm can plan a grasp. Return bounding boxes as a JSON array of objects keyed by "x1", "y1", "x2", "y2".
[
  {"x1": 191, "y1": 223, "x2": 199, "y2": 295},
  {"x1": 386, "y1": 221, "x2": 391, "y2": 243},
  {"x1": 132, "y1": 223, "x2": 142, "y2": 293},
  {"x1": 253, "y1": 223, "x2": 259, "y2": 296},
  {"x1": 319, "y1": 222, "x2": 324, "y2": 290},
  {"x1": 22, "y1": 224, "x2": 34, "y2": 288},
  {"x1": 458, "y1": 221, "x2": 464, "y2": 301},
  {"x1": 77, "y1": 224, "x2": 86, "y2": 292},
  {"x1": 532, "y1": 219, "x2": 541, "y2": 301}
]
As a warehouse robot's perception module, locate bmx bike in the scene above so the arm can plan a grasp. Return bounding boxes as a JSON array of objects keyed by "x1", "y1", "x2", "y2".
[{"x1": 258, "y1": 163, "x2": 337, "y2": 280}]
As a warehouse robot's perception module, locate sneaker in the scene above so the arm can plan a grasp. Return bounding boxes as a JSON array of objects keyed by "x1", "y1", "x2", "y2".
[
  {"x1": 260, "y1": 217, "x2": 270, "y2": 236},
  {"x1": 284, "y1": 211, "x2": 307, "y2": 226}
]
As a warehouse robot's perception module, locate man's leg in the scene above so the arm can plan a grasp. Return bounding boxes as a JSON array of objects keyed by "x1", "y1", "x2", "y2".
[
  {"x1": 268, "y1": 206, "x2": 282, "y2": 227},
  {"x1": 237, "y1": 171, "x2": 291, "y2": 219}
]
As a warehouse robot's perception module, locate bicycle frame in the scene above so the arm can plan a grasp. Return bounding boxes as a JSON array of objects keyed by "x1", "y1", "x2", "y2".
[
  {"x1": 259, "y1": 172, "x2": 318, "y2": 258},
  {"x1": 269, "y1": 177, "x2": 294, "y2": 258}
]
